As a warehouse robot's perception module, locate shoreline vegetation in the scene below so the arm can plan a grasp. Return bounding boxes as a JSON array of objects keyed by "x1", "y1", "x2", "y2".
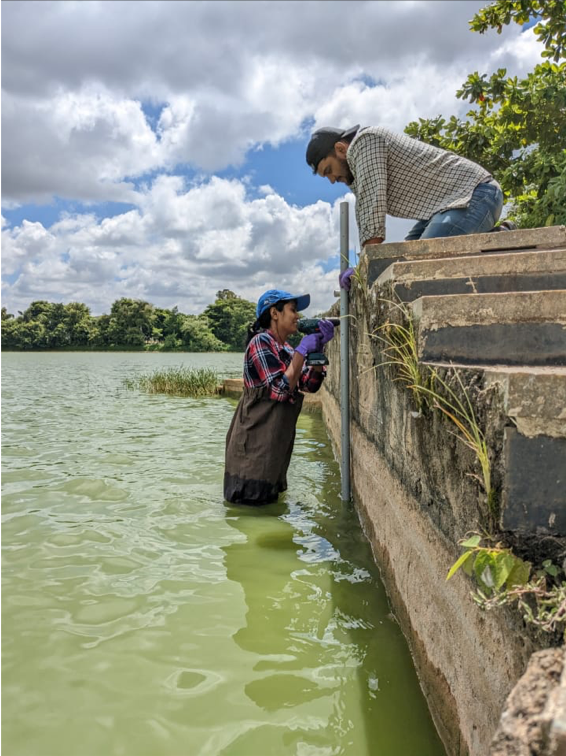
[
  {"x1": 1, "y1": 290, "x2": 255, "y2": 353},
  {"x1": 124, "y1": 367, "x2": 221, "y2": 397}
]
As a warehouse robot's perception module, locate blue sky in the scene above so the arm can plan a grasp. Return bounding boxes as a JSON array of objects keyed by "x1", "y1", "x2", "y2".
[{"x1": 1, "y1": 1, "x2": 543, "y2": 316}]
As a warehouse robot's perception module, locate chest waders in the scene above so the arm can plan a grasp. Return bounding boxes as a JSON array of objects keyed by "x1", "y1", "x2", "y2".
[{"x1": 224, "y1": 386, "x2": 304, "y2": 505}]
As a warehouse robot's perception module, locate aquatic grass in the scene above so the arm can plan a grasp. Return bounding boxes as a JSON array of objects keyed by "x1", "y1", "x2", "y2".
[{"x1": 124, "y1": 366, "x2": 221, "y2": 397}]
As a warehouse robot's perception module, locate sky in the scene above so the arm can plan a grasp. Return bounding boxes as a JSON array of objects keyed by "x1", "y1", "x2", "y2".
[{"x1": 1, "y1": 0, "x2": 544, "y2": 317}]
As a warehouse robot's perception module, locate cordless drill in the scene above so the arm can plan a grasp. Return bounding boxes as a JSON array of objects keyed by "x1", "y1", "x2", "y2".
[{"x1": 297, "y1": 317, "x2": 340, "y2": 366}]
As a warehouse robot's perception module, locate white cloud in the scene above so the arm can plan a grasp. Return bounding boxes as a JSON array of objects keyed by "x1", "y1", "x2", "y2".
[
  {"x1": 1, "y1": 0, "x2": 544, "y2": 204},
  {"x1": 2, "y1": 177, "x2": 343, "y2": 316},
  {"x1": 1, "y1": 1, "x2": 546, "y2": 317}
]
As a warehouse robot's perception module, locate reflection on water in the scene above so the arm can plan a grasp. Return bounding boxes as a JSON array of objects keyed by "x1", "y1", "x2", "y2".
[{"x1": 2, "y1": 352, "x2": 445, "y2": 756}]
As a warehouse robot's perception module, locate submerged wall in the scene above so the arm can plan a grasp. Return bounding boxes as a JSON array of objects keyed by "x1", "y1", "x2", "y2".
[{"x1": 320, "y1": 226, "x2": 566, "y2": 756}]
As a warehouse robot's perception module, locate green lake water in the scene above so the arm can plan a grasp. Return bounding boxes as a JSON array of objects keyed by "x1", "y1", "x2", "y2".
[{"x1": 2, "y1": 352, "x2": 446, "y2": 756}]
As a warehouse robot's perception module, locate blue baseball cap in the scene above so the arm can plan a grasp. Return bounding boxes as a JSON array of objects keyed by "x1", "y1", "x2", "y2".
[{"x1": 256, "y1": 289, "x2": 311, "y2": 319}]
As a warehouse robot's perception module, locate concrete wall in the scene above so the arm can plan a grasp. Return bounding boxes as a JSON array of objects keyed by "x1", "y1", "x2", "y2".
[
  {"x1": 319, "y1": 229, "x2": 566, "y2": 755},
  {"x1": 321, "y1": 344, "x2": 535, "y2": 755}
]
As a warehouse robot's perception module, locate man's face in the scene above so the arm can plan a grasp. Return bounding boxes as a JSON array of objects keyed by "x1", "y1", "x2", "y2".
[{"x1": 316, "y1": 144, "x2": 354, "y2": 186}]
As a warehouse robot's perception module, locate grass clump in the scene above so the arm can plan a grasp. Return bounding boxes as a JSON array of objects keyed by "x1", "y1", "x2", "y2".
[
  {"x1": 124, "y1": 367, "x2": 220, "y2": 397},
  {"x1": 367, "y1": 294, "x2": 495, "y2": 518},
  {"x1": 369, "y1": 297, "x2": 434, "y2": 413}
]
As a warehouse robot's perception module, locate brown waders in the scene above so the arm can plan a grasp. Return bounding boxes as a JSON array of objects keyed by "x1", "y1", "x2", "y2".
[{"x1": 224, "y1": 386, "x2": 304, "y2": 505}]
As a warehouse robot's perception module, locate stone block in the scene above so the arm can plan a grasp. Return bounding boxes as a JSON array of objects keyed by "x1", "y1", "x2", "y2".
[
  {"x1": 502, "y1": 428, "x2": 566, "y2": 534},
  {"x1": 377, "y1": 249, "x2": 566, "y2": 302},
  {"x1": 411, "y1": 290, "x2": 566, "y2": 366},
  {"x1": 365, "y1": 225, "x2": 566, "y2": 286}
]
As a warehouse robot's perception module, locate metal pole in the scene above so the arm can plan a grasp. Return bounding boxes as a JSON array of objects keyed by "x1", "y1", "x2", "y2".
[{"x1": 339, "y1": 201, "x2": 351, "y2": 501}]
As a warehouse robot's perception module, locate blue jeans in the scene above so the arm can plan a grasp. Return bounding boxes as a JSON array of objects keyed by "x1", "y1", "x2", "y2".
[{"x1": 404, "y1": 180, "x2": 503, "y2": 241}]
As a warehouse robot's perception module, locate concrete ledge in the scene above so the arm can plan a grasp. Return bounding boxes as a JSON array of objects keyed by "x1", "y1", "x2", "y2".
[
  {"x1": 377, "y1": 249, "x2": 566, "y2": 302},
  {"x1": 411, "y1": 291, "x2": 566, "y2": 366},
  {"x1": 484, "y1": 367, "x2": 566, "y2": 439},
  {"x1": 365, "y1": 226, "x2": 566, "y2": 285}
]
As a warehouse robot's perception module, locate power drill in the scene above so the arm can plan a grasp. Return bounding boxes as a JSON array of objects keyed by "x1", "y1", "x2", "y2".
[{"x1": 297, "y1": 318, "x2": 340, "y2": 366}]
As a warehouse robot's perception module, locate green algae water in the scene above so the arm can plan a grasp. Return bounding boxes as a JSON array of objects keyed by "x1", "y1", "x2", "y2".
[{"x1": 2, "y1": 352, "x2": 446, "y2": 756}]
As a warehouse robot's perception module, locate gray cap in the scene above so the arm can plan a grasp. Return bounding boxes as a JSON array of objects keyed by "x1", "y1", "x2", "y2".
[{"x1": 305, "y1": 125, "x2": 360, "y2": 173}]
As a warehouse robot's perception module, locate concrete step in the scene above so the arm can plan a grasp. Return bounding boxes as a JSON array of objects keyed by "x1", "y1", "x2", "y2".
[
  {"x1": 486, "y1": 367, "x2": 566, "y2": 533},
  {"x1": 377, "y1": 249, "x2": 566, "y2": 302},
  {"x1": 411, "y1": 290, "x2": 566, "y2": 367},
  {"x1": 424, "y1": 363, "x2": 566, "y2": 433},
  {"x1": 364, "y1": 225, "x2": 566, "y2": 285},
  {"x1": 425, "y1": 363, "x2": 566, "y2": 534}
]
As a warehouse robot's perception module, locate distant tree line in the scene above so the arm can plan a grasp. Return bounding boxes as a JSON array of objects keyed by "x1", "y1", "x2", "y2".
[{"x1": 1, "y1": 289, "x2": 257, "y2": 352}]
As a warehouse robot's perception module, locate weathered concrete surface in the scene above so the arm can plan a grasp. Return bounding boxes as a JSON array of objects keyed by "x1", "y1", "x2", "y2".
[
  {"x1": 416, "y1": 365, "x2": 566, "y2": 533},
  {"x1": 321, "y1": 383, "x2": 536, "y2": 756},
  {"x1": 411, "y1": 290, "x2": 566, "y2": 366},
  {"x1": 412, "y1": 290, "x2": 566, "y2": 329},
  {"x1": 490, "y1": 648, "x2": 565, "y2": 756},
  {"x1": 377, "y1": 249, "x2": 566, "y2": 301},
  {"x1": 502, "y1": 429, "x2": 566, "y2": 532},
  {"x1": 320, "y1": 229, "x2": 566, "y2": 754},
  {"x1": 483, "y1": 367, "x2": 566, "y2": 439},
  {"x1": 365, "y1": 225, "x2": 566, "y2": 284}
]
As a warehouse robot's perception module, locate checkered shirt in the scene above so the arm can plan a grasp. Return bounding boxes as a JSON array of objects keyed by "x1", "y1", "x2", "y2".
[
  {"x1": 244, "y1": 331, "x2": 325, "y2": 403},
  {"x1": 347, "y1": 127, "x2": 492, "y2": 245}
]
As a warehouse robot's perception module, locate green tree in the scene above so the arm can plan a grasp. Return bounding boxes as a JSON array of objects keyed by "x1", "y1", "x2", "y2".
[
  {"x1": 62, "y1": 302, "x2": 93, "y2": 346},
  {"x1": 106, "y1": 298, "x2": 156, "y2": 347},
  {"x1": 405, "y1": 0, "x2": 566, "y2": 228},
  {"x1": 1, "y1": 317, "x2": 22, "y2": 348},
  {"x1": 203, "y1": 290, "x2": 256, "y2": 351},
  {"x1": 179, "y1": 315, "x2": 227, "y2": 352}
]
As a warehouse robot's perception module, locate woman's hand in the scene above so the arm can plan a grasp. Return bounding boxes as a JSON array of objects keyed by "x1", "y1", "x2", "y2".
[
  {"x1": 295, "y1": 333, "x2": 323, "y2": 357},
  {"x1": 318, "y1": 320, "x2": 335, "y2": 346}
]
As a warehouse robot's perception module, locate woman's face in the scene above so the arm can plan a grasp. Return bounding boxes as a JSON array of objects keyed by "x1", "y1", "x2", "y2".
[{"x1": 271, "y1": 301, "x2": 300, "y2": 340}]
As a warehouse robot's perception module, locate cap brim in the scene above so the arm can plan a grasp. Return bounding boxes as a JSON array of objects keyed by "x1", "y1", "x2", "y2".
[
  {"x1": 294, "y1": 294, "x2": 310, "y2": 312},
  {"x1": 341, "y1": 124, "x2": 360, "y2": 140}
]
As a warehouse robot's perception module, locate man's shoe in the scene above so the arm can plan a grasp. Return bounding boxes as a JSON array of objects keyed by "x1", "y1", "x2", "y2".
[{"x1": 494, "y1": 220, "x2": 517, "y2": 231}]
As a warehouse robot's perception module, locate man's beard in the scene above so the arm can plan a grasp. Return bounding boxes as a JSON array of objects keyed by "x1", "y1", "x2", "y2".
[{"x1": 338, "y1": 156, "x2": 354, "y2": 185}]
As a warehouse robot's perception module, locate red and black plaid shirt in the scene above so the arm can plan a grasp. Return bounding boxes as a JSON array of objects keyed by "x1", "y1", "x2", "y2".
[{"x1": 244, "y1": 331, "x2": 325, "y2": 402}]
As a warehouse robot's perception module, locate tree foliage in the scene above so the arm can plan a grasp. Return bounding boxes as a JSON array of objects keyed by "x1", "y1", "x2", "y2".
[
  {"x1": 405, "y1": 0, "x2": 566, "y2": 228},
  {"x1": 1, "y1": 291, "x2": 254, "y2": 352},
  {"x1": 204, "y1": 290, "x2": 256, "y2": 351}
]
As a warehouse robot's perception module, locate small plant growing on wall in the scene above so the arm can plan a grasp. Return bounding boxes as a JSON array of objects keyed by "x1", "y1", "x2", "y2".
[
  {"x1": 448, "y1": 535, "x2": 566, "y2": 639},
  {"x1": 366, "y1": 294, "x2": 495, "y2": 518},
  {"x1": 368, "y1": 296, "x2": 435, "y2": 413},
  {"x1": 414, "y1": 368, "x2": 496, "y2": 521}
]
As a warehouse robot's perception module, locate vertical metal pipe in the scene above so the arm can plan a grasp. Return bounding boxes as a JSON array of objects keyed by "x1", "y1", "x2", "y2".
[{"x1": 339, "y1": 201, "x2": 351, "y2": 501}]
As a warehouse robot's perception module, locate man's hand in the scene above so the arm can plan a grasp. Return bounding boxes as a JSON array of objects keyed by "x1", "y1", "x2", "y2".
[{"x1": 338, "y1": 267, "x2": 355, "y2": 291}]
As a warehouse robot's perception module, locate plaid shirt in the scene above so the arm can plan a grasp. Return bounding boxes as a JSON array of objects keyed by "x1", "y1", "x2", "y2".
[
  {"x1": 348, "y1": 127, "x2": 492, "y2": 245},
  {"x1": 244, "y1": 331, "x2": 325, "y2": 403}
]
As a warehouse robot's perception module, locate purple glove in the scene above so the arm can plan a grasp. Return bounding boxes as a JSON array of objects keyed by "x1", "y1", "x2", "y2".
[
  {"x1": 338, "y1": 267, "x2": 355, "y2": 291},
  {"x1": 295, "y1": 333, "x2": 323, "y2": 357},
  {"x1": 318, "y1": 319, "x2": 335, "y2": 346}
]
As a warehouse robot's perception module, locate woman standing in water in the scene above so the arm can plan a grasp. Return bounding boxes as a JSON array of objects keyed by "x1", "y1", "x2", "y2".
[{"x1": 224, "y1": 288, "x2": 334, "y2": 505}]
